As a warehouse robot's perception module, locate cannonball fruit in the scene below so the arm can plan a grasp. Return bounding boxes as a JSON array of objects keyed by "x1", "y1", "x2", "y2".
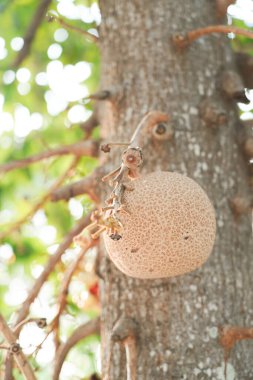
[{"x1": 103, "y1": 171, "x2": 216, "y2": 279}]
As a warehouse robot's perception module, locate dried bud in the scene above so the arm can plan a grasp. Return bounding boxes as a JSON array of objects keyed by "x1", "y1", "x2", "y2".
[
  {"x1": 36, "y1": 318, "x2": 47, "y2": 329},
  {"x1": 122, "y1": 148, "x2": 143, "y2": 169},
  {"x1": 91, "y1": 210, "x2": 100, "y2": 221},
  {"x1": 10, "y1": 343, "x2": 21, "y2": 354},
  {"x1": 172, "y1": 34, "x2": 188, "y2": 49},
  {"x1": 155, "y1": 123, "x2": 167, "y2": 135},
  {"x1": 152, "y1": 123, "x2": 174, "y2": 141},
  {"x1": 101, "y1": 144, "x2": 111, "y2": 153}
]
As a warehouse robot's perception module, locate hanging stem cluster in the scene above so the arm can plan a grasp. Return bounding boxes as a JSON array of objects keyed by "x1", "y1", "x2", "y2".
[{"x1": 80, "y1": 111, "x2": 169, "y2": 241}]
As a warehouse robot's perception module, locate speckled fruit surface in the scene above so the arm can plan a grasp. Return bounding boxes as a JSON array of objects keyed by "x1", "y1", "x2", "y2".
[{"x1": 103, "y1": 171, "x2": 216, "y2": 279}]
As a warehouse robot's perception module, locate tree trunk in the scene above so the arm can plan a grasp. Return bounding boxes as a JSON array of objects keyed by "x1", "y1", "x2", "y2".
[{"x1": 97, "y1": 1, "x2": 253, "y2": 379}]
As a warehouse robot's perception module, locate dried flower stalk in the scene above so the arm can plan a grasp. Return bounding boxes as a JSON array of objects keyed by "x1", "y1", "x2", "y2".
[{"x1": 77, "y1": 111, "x2": 169, "y2": 242}]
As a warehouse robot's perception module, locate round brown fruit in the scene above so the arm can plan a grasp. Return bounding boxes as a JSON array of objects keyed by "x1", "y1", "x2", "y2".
[{"x1": 103, "y1": 171, "x2": 216, "y2": 279}]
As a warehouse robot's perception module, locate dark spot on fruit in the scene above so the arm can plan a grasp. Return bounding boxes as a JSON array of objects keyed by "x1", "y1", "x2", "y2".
[
  {"x1": 183, "y1": 231, "x2": 190, "y2": 240},
  {"x1": 110, "y1": 233, "x2": 122, "y2": 241},
  {"x1": 131, "y1": 247, "x2": 139, "y2": 253}
]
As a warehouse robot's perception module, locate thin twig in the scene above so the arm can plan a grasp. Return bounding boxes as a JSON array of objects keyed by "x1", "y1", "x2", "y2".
[
  {"x1": 173, "y1": 25, "x2": 253, "y2": 48},
  {"x1": 4, "y1": 354, "x2": 14, "y2": 380},
  {"x1": 53, "y1": 317, "x2": 100, "y2": 380},
  {"x1": 129, "y1": 111, "x2": 169, "y2": 147},
  {"x1": 51, "y1": 167, "x2": 103, "y2": 203},
  {"x1": 83, "y1": 86, "x2": 122, "y2": 103},
  {"x1": 51, "y1": 240, "x2": 97, "y2": 349},
  {"x1": 0, "y1": 157, "x2": 79, "y2": 241},
  {"x1": 85, "y1": 90, "x2": 111, "y2": 101},
  {"x1": 13, "y1": 213, "x2": 93, "y2": 330},
  {"x1": 3, "y1": 160, "x2": 86, "y2": 378},
  {"x1": 0, "y1": 345, "x2": 9, "y2": 350},
  {"x1": 29, "y1": 329, "x2": 52, "y2": 359},
  {"x1": 0, "y1": 314, "x2": 37, "y2": 380},
  {"x1": 49, "y1": 15, "x2": 98, "y2": 43},
  {"x1": 12, "y1": 0, "x2": 52, "y2": 68},
  {"x1": 0, "y1": 141, "x2": 98, "y2": 174},
  {"x1": 4, "y1": 218, "x2": 92, "y2": 375},
  {"x1": 13, "y1": 318, "x2": 47, "y2": 334}
]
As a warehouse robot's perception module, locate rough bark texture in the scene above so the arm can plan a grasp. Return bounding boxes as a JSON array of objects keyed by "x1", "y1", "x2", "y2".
[{"x1": 97, "y1": 1, "x2": 253, "y2": 379}]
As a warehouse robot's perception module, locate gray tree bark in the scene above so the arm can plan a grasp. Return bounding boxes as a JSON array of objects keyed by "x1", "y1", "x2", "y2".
[{"x1": 97, "y1": 1, "x2": 253, "y2": 379}]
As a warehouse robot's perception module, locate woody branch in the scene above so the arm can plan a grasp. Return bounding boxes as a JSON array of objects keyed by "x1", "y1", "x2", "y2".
[
  {"x1": 0, "y1": 140, "x2": 98, "y2": 174},
  {"x1": 173, "y1": 25, "x2": 253, "y2": 48},
  {"x1": 50, "y1": 238, "x2": 97, "y2": 348},
  {"x1": 0, "y1": 314, "x2": 36, "y2": 380}
]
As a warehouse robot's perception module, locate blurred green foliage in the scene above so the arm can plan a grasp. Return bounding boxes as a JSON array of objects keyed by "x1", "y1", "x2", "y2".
[{"x1": 0, "y1": 0, "x2": 100, "y2": 378}]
